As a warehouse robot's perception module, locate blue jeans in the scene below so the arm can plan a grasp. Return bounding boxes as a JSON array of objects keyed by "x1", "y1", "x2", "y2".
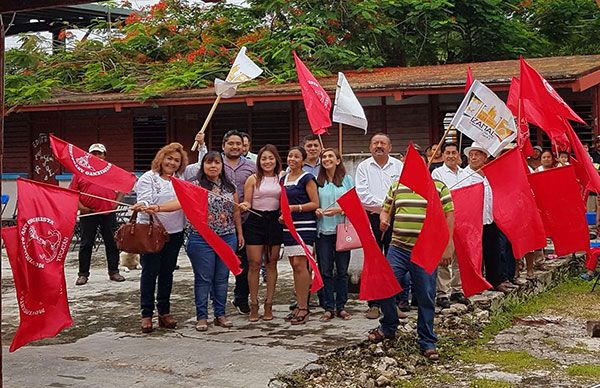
[
  {"x1": 316, "y1": 234, "x2": 351, "y2": 311},
  {"x1": 186, "y1": 232, "x2": 237, "y2": 320},
  {"x1": 140, "y1": 232, "x2": 184, "y2": 318},
  {"x1": 378, "y1": 245, "x2": 438, "y2": 351}
]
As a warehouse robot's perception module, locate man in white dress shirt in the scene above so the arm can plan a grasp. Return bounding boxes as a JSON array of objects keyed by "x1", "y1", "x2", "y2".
[
  {"x1": 431, "y1": 142, "x2": 469, "y2": 307},
  {"x1": 355, "y1": 133, "x2": 404, "y2": 318},
  {"x1": 456, "y1": 143, "x2": 511, "y2": 294}
]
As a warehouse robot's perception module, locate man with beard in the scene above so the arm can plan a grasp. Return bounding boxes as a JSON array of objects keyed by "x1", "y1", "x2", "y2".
[
  {"x1": 431, "y1": 143, "x2": 469, "y2": 308},
  {"x1": 355, "y1": 133, "x2": 404, "y2": 319},
  {"x1": 192, "y1": 130, "x2": 256, "y2": 314}
]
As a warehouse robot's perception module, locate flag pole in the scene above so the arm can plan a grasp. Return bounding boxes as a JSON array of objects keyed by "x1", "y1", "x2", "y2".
[
  {"x1": 317, "y1": 134, "x2": 325, "y2": 149},
  {"x1": 79, "y1": 192, "x2": 131, "y2": 207},
  {"x1": 338, "y1": 123, "x2": 343, "y2": 154},
  {"x1": 428, "y1": 127, "x2": 450, "y2": 167},
  {"x1": 191, "y1": 95, "x2": 222, "y2": 151}
]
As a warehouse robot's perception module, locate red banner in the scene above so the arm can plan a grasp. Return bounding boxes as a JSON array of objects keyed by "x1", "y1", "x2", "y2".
[
  {"x1": 566, "y1": 123, "x2": 600, "y2": 194},
  {"x1": 519, "y1": 57, "x2": 585, "y2": 125},
  {"x1": 527, "y1": 165, "x2": 589, "y2": 256},
  {"x1": 17, "y1": 178, "x2": 79, "y2": 305},
  {"x1": 465, "y1": 66, "x2": 473, "y2": 94},
  {"x1": 586, "y1": 248, "x2": 600, "y2": 272},
  {"x1": 50, "y1": 135, "x2": 136, "y2": 194},
  {"x1": 451, "y1": 183, "x2": 492, "y2": 297},
  {"x1": 506, "y1": 77, "x2": 534, "y2": 157},
  {"x1": 337, "y1": 188, "x2": 401, "y2": 301},
  {"x1": 293, "y1": 51, "x2": 332, "y2": 135},
  {"x1": 399, "y1": 144, "x2": 449, "y2": 274},
  {"x1": 279, "y1": 183, "x2": 323, "y2": 292},
  {"x1": 482, "y1": 148, "x2": 546, "y2": 258},
  {"x1": 170, "y1": 177, "x2": 242, "y2": 275}
]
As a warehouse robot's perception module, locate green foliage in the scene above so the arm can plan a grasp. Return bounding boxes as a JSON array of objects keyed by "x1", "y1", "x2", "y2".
[
  {"x1": 566, "y1": 363, "x2": 600, "y2": 379},
  {"x1": 5, "y1": 0, "x2": 600, "y2": 106},
  {"x1": 458, "y1": 348, "x2": 557, "y2": 373},
  {"x1": 469, "y1": 378, "x2": 514, "y2": 388}
]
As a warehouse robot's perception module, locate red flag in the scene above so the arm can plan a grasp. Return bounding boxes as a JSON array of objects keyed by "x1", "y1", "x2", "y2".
[
  {"x1": 450, "y1": 183, "x2": 492, "y2": 297},
  {"x1": 565, "y1": 122, "x2": 600, "y2": 194},
  {"x1": 585, "y1": 248, "x2": 600, "y2": 272},
  {"x1": 482, "y1": 148, "x2": 546, "y2": 258},
  {"x1": 293, "y1": 51, "x2": 332, "y2": 135},
  {"x1": 527, "y1": 165, "x2": 589, "y2": 256},
  {"x1": 170, "y1": 177, "x2": 242, "y2": 275},
  {"x1": 17, "y1": 178, "x2": 79, "y2": 305},
  {"x1": 464, "y1": 66, "x2": 473, "y2": 94},
  {"x1": 279, "y1": 183, "x2": 323, "y2": 292},
  {"x1": 506, "y1": 77, "x2": 534, "y2": 157},
  {"x1": 399, "y1": 144, "x2": 449, "y2": 274},
  {"x1": 50, "y1": 135, "x2": 136, "y2": 193},
  {"x1": 519, "y1": 57, "x2": 585, "y2": 125},
  {"x1": 336, "y1": 188, "x2": 401, "y2": 300}
]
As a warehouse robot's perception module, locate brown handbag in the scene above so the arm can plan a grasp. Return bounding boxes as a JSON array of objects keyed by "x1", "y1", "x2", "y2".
[{"x1": 114, "y1": 210, "x2": 169, "y2": 254}]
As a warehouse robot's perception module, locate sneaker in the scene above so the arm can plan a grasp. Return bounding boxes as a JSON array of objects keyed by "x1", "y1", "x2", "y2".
[
  {"x1": 365, "y1": 306, "x2": 380, "y2": 319},
  {"x1": 436, "y1": 297, "x2": 451, "y2": 309},
  {"x1": 109, "y1": 273, "x2": 126, "y2": 282},
  {"x1": 450, "y1": 292, "x2": 470, "y2": 305},
  {"x1": 231, "y1": 300, "x2": 250, "y2": 315},
  {"x1": 75, "y1": 275, "x2": 88, "y2": 286},
  {"x1": 580, "y1": 273, "x2": 594, "y2": 281},
  {"x1": 397, "y1": 300, "x2": 410, "y2": 312}
]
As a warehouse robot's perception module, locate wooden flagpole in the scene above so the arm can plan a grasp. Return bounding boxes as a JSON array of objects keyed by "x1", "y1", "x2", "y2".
[
  {"x1": 317, "y1": 134, "x2": 325, "y2": 149},
  {"x1": 191, "y1": 95, "x2": 222, "y2": 151},
  {"x1": 338, "y1": 123, "x2": 343, "y2": 154},
  {"x1": 428, "y1": 127, "x2": 451, "y2": 167}
]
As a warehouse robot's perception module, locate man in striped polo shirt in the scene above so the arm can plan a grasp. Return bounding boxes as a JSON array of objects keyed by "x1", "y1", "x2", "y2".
[{"x1": 368, "y1": 178, "x2": 454, "y2": 360}]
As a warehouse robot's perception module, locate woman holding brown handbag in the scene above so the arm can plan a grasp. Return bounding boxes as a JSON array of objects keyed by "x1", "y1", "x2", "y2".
[
  {"x1": 315, "y1": 148, "x2": 354, "y2": 322},
  {"x1": 133, "y1": 142, "x2": 189, "y2": 333}
]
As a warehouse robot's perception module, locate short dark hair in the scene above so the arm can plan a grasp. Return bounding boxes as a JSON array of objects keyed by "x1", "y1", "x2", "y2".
[
  {"x1": 240, "y1": 132, "x2": 251, "y2": 141},
  {"x1": 288, "y1": 146, "x2": 307, "y2": 160},
  {"x1": 558, "y1": 150, "x2": 570, "y2": 156},
  {"x1": 370, "y1": 132, "x2": 391, "y2": 143},
  {"x1": 441, "y1": 142, "x2": 459, "y2": 153},
  {"x1": 222, "y1": 130, "x2": 244, "y2": 144},
  {"x1": 303, "y1": 134, "x2": 319, "y2": 144}
]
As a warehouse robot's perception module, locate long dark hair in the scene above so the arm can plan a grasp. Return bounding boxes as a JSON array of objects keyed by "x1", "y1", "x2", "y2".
[
  {"x1": 256, "y1": 144, "x2": 282, "y2": 188},
  {"x1": 197, "y1": 151, "x2": 236, "y2": 193},
  {"x1": 317, "y1": 148, "x2": 347, "y2": 187}
]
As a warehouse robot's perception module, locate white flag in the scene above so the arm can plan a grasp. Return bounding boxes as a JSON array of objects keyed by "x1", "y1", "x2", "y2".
[
  {"x1": 450, "y1": 80, "x2": 517, "y2": 156},
  {"x1": 214, "y1": 47, "x2": 263, "y2": 98},
  {"x1": 332, "y1": 72, "x2": 367, "y2": 133}
]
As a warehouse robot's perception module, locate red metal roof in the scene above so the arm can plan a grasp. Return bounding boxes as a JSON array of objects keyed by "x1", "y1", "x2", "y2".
[{"x1": 10, "y1": 54, "x2": 600, "y2": 113}]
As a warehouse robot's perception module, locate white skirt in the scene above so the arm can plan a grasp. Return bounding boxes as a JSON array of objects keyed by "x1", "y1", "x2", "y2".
[{"x1": 283, "y1": 244, "x2": 313, "y2": 259}]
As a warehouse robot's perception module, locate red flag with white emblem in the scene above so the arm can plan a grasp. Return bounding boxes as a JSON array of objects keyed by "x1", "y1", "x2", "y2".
[
  {"x1": 293, "y1": 51, "x2": 332, "y2": 135},
  {"x1": 50, "y1": 135, "x2": 136, "y2": 193}
]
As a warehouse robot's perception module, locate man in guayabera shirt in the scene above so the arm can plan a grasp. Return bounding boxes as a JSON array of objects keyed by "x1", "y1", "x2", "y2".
[{"x1": 189, "y1": 130, "x2": 256, "y2": 315}]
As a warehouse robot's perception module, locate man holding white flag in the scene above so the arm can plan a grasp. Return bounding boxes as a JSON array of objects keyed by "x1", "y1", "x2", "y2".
[
  {"x1": 332, "y1": 72, "x2": 368, "y2": 132},
  {"x1": 214, "y1": 46, "x2": 263, "y2": 98},
  {"x1": 450, "y1": 81, "x2": 517, "y2": 156}
]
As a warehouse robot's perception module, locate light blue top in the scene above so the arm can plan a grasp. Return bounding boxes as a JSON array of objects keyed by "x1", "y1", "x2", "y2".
[{"x1": 317, "y1": 175, "x2": 354, "y2": 235}]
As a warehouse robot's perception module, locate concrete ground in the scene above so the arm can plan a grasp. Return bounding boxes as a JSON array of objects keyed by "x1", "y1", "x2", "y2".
[{"x1": 2, "y1": 247, "x2": 376, "y2": 388}]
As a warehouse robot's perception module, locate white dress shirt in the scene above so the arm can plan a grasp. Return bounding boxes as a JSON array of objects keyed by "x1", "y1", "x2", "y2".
[
  {"x1": 431, "y1": 163, "x2": 463, "y2": 189},
  {"x1": 355, "y1": 156, "x2": 403, "y2": 212},
  {"x1": 456, "y1": 165, "x2": 493, "y2": 225}
]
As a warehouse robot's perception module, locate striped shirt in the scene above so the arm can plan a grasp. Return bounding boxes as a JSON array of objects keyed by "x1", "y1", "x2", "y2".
[{"x1": 382, "y1": 181, "x2": 453, "y2": 250}]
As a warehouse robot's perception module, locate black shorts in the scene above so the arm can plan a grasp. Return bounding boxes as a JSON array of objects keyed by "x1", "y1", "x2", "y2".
[{"x1": 243, "y1": 209, "x2": 283, "y2": 246}]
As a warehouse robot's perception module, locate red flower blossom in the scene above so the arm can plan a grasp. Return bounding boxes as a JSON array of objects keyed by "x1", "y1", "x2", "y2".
[
  {"x1": 326, "y1": 34, "x2": 336, "y2": 44},
  {"x1": 167, "y1": 25, "x2": 177, "y2": 32},
  {"x1": 125, "y1": 12, "x2": 141, "y2": 25}
]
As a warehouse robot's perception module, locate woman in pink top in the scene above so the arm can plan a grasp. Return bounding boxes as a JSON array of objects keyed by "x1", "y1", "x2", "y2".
[{"x1": 239, "y1": 144, "x2": 284, "y2": 322}]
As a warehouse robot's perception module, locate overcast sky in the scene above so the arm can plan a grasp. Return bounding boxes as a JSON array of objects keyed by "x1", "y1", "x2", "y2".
[{"x1": 6, "y1": 0, "x2": 246, "y2": 49}]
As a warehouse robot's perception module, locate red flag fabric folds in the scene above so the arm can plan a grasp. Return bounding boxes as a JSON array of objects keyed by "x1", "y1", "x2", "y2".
[
  {"x1": 527, "y1": 165, "x2": 589, "y2": 256},
  {"x1": 506, "y1": 77, "x2": 534, "y2": 157},
  {"x1": 17, "y1": 178, "x2": 79, "y2": 305},
  {"x1": 519, "y1": 57, "x2": 585, "y2": 125},
  {"x1": 170, "y1": 177, "x2": 242, "y2": 275},
  {"x1": 450, "y1": 183, "x2": 492, "y2": 297},
  {"x1": 482, "y1": 148, "x2": 546, "y2": 258},
  {"x1": 399, "y1": 144, "x2": 449, "y2": 274},
  {"x1": 2, "y1": 226, "x2": 73, "y2": 352},
  {"x1": 293, "y1": 51, "x2": 332, "y2": 135},
  {"x1": 337, "y1": 188, "x2": 401, "y2": 301},
  {"x1": 50, "y1": 135, "x2": 136, "y2": 193},
  {"x1": 279, "y1": 184, "x2": 323, "y2": 292},
  {"x1": 566, "y1": 123, "x2": 600, "y2": 194},
  {"x1": 465, "y1": 66, "x2": 473, "y2": 95},
  {"x1": 585, "y1": 248, "x2": 600, "y2": 272}
]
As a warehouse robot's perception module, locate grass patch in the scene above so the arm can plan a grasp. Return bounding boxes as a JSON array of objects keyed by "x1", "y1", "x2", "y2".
[
  {"x1": 458, "y1": 348, "x2": 556, "y2": 373},
  {"x1": 566, "y1": 364, "x2": 600, "y2": 379},
  {"x1": 393, "y1": 377, "x2": 424, "y2": 387},
  {"x1": 469, "y1": 378, "x2": 514, "y2": 388}
]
